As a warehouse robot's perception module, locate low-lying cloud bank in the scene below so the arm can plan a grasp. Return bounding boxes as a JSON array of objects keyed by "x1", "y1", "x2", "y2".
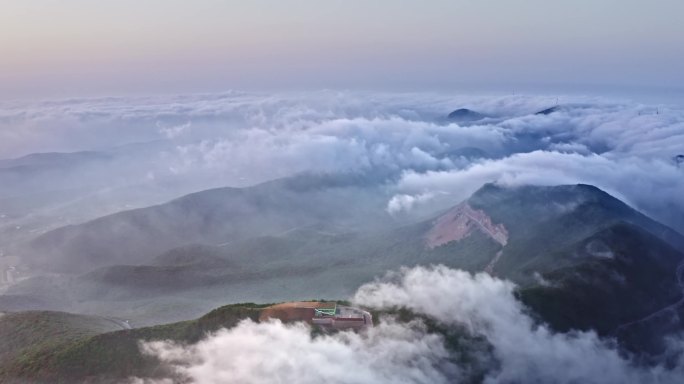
[
  {"x1": 139, "y1": 266, "x2": 684, "y2": 384},
  {"x1": 2, "y1": 91, "x2": 683, "y2": 231},
  {"x1": 394, "y1": 150, "x2": 684, "y2": 231},
  {"x1": 140, "y1": 319, "x2": 460, "y2": 384}
]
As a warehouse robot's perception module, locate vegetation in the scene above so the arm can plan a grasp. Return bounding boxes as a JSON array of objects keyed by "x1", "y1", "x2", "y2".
[
  {"x1": 3, "y1": 183, "x2": 683, "y2": 381},
  {"x1": 0, "y1": 302, "x2": 495, "y2": 383},
  {"x1": 0, "y1": 311, "x2": 124, "y2": 366},
  {"x1": 0, "y1": 303, "x2": 268, "y2": 383}
]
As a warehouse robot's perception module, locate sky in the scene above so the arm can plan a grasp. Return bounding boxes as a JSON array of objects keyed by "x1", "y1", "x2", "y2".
[{"x1": 2, "y1": 0, "x2": 684, "y2": 100}]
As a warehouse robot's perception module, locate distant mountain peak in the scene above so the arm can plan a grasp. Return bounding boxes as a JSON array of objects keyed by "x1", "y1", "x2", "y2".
[
  {"x1": 535, "y1": 106, "x2": 562, "y2": 115},
  {"x1": 471, "y1": 183, "x2": 613, "y2": 204},
  {"x1": 446, "y1": 108, "x2": 485, "y2": 122},
  {"x1": 464, "y1": 182, "x2": 683, "y2": 250}
]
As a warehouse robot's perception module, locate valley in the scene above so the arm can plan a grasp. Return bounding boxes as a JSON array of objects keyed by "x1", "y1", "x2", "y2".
[{"x1": 3, "y1": 178, "x2": 682, "y2": 353}]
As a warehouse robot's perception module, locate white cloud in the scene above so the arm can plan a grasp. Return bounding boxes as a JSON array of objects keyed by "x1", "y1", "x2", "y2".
[
  {"x1": 353, "y1": 266, "x2": 651, "y2": 384},
  {"x1": 157, "y1": 120, "x2": 191, "y2": 139},
  {"x1": 140, "y1": 318, "x2": 460, "y2": 384},
  {"x1": 139, "y1": 266, "x2": 684, "y2": 383},
  {"x1": 2, "y1": 91, "x2": 683, "y2": 231},
  {"x1": 393, "y1": 150, "x2": 684, "y2": 231},
  {"x1": 386, "y1": 192, "x2": 441, "y2": 215}
]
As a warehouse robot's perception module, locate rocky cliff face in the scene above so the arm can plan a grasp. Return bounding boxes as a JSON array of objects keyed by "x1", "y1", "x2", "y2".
[{"x1": 425, "y1": 203, "x2": 508, "y2": 249}]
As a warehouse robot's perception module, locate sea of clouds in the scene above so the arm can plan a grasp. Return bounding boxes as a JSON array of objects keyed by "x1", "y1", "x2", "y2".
[
  {"x1": 1, "y1": 90, "x2": 683, "y2": 231},
  {"x1": 3, "y1": 91, "x2": 683, "y2": 382},
  {"x1": 135, "y1": 266, "x2": 684, "y2": 384}
]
